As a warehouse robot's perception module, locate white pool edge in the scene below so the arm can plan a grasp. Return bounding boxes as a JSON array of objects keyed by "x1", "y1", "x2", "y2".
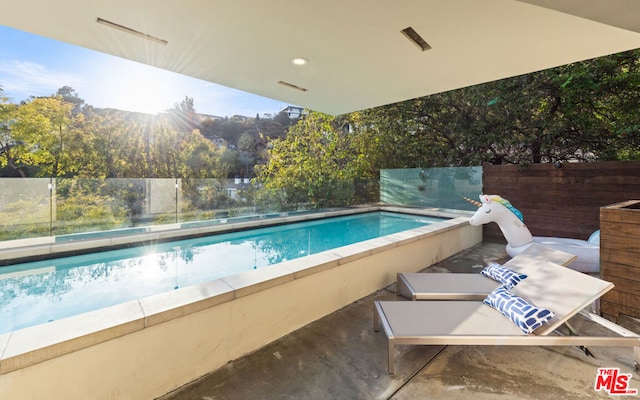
[{"x1": 0, "y1": 207, "x2": 481, "y2": 399}]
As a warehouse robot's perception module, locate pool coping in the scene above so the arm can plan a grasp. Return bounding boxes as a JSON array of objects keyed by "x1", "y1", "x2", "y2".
[{"x1": 0, "y1": 206, "x2": 474, "y2": 376}]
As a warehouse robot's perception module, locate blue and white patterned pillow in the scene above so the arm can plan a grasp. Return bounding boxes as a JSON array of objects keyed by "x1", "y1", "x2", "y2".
[
  {"x1": 481, "y1": 262, "x2": 527, "y2": 289},
  {"x1": 483, "y1": 286, "x2": 555, "y2": 334}
]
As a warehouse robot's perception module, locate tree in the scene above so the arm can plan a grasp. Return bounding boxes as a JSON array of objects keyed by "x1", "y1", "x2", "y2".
[
  {"x1": 219, "y1": 147, "x2": 238, "y2": 178},
  {"x1": 256, "y1": 111, "x2": 376, "y2": 207},
  {"x1": 0, "y1": 87, "x2": 24, "y2": 176},
  {"x1": 237, "y1": 130, "x2": 258, "y2": 177},
  {"x1": 273, "y1": 110, "x2": 294, "y2": 128},
  {"x1": 359, "y1": 48, "x2": 640, "y2": 167},
  {"x1": 62, "y1": 108, "x2": 150, "y2": 178},
  {"x1": 177, "y1": 129, "x2": 223, "y2": 179},
  {"x1": 173, "y1": 96, "x2": 195, "y2": 113},
  {"x1": 167, "y1": 96, "x2": 197, "y2": 132},
  {"x1": 556, "y1": 51, "x2": 640, "y2": 160},
  {"x1": 55, "y1": 86, "x2": 85, "y2": 114},
  {"x1": 10, "y1": 96, "x2": 81, "y2": 176}
]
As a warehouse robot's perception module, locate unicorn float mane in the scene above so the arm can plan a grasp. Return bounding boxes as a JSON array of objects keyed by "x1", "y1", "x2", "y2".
[{"x1": 483, "y1": 195, "x2": 524, "y2": 223}]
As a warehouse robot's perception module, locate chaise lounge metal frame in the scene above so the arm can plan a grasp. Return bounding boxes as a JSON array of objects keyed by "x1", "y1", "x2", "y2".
[{"x1": 374, "y1": 257, "x2": 640, "y2": 374}]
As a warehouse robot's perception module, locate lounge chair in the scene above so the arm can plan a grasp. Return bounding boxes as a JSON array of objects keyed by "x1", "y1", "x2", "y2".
[
  {"x1": 397, "y1": 243, "x2": 577, "y2": 300},
  {"x1": 374, "y1": 260, "x2": 640, "y2": 374}
]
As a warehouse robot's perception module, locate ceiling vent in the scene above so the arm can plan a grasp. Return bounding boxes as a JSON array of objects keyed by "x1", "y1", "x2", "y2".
[
  {"x1": 401, "y1": 27, "x2": 431, "y2": 51},
  {"x1": 97, "y1": 17, "x2": 168, "y2": 45},
  {"x1": 277, "y1": 81, "x2": 308, "y2": 92}
]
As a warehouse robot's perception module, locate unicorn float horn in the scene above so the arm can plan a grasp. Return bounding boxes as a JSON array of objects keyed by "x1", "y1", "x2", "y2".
[{"x1": 463, "y1": 196, "x2": 482, "y2": 207}]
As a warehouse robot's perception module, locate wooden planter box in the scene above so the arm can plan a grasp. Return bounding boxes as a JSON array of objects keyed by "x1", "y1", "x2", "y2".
[{"x1": 600, "y1": 200, "x2": 640, "y2": 322}]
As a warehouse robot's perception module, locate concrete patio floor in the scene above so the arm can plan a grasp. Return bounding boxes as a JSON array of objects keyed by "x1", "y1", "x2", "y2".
[{"x1": 158, "y1": 242, "x2": 640, "y2": 400}]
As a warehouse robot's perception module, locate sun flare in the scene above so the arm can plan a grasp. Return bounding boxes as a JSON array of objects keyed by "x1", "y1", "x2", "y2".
[{"x1": 99, "y1": 58, "x2": 187, "y2": 115}]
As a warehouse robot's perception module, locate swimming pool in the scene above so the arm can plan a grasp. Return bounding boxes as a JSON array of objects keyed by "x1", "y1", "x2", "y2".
[
  {"x1": 0, "y1": 206, "x2": 481, "y2": 399},
  {"x1": 0, "y1": 211, "x2": 444, "y2": 334}
]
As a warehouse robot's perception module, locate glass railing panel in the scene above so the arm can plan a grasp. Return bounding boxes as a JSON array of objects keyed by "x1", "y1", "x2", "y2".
[
  {"x1": 0, "y1": 175, "x2": 381, "y2": 243},
  {"x1": 53, "y1": 178, "x2": 127, "y2": 236},
  {"x1": 0, "y1": 178, "x2": 52, "y2": 240},
  {"x1": 145, "y1": 178, "x2": 181, "y2": 224},
  {"x1": 380, "y1": 166, "x2": 482, "y2": 211},
  {"x1": 179, "y1": 178, "x2": 230, "y2": 222}
]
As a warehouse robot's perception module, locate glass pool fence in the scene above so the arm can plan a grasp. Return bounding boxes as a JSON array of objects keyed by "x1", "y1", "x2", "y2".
[
  {"x1": 0, "y1": 166, "x2": 481, "y2": 243},
  {"x1": 0, "y1": 177, "x2": 378, "y2": 242}
]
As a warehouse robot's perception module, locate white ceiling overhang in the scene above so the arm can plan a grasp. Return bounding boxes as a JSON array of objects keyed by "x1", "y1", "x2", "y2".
[{"x1": 2, "y1": 0, "x2": 640, "y2": 115}]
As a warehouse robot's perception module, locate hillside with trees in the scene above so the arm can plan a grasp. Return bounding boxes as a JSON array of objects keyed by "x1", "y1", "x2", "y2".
[{"x1": 0, "y1": 88, "x2": 293, "y2": 179}]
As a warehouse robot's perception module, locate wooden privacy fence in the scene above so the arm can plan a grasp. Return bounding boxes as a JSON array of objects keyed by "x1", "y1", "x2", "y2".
[{"x1": 482, "y1": 161, "x2": 640, "y2": 242}]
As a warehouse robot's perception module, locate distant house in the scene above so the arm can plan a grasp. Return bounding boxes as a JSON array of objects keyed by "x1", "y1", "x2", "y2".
[
  {"x1": 195, "y1": 113, "x2": 224, "y2": 123},
  {"x1": 226, "y1": 178, "x2": 252, "y2": 199},
  {"x1": 230, "y1": 114, "x2": 250, "y2": 122},
  {"x1": 206, "y1": 135, "x2": 226, "y2": 148},
  {"x1": 280, "y1": 106, "x2": 305, "y2": 119}
]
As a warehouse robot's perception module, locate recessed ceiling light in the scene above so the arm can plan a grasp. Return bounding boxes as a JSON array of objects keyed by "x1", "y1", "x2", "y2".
[{"x1": 290, "y1": 57, "x2": 309, "y2": 66}]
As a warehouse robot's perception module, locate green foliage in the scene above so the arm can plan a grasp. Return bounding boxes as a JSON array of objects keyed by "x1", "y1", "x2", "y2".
[
  {"x1": 55, "y1": 192, "x2": 125, "y2": 234},
  {"x1": 177, "y1": 129, "x2": 223, "y2": 179},
  {"x1": 256, "y1": 111, "x2": 376, "y2": 208},
  {"x1": 359, "y1": 48, "x2": 640, "y2": 167},
  {"x1": 180, "y1": 178, "x2": 230, "y2": 212},
  {"x1": 53, "y1": 179, "x2": 130, "y2": 233},
  {"x1": 10, "y1": 96, "x2": 78, "y2": 176},
  {"x1": 0, "y1": 93, "x2": 240, "y2": 179},
  {"x1": 199, "y1": 115, "x2": 289, "y2": 177},
  {"x1": 0, "y1": 196, "x2": 51, "y2": 240},
  {"x1": 0, "y1": 93, "x2": 22, "y2": 175}
]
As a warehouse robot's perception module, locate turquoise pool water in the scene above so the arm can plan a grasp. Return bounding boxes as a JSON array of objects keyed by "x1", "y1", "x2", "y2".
[{"x1": 0, "y1": 211, "x2": 444, "y2": 334}]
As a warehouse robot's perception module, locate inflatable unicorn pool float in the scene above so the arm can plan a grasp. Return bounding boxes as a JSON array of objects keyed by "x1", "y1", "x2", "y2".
[{"x1": 467, "y1": 194, "x2": 600, "y2": 273}]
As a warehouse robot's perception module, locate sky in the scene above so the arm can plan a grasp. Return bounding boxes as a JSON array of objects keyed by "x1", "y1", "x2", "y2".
[{"x1": 0, "y1": 25, "x2": 290, "y2": 117}]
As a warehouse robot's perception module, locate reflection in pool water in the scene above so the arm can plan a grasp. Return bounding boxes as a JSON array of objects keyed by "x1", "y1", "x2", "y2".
[{"x1": 0, "y1": 211, "x2": 444, "y2": 333}]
